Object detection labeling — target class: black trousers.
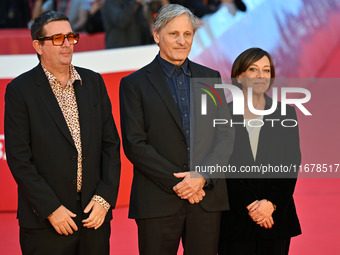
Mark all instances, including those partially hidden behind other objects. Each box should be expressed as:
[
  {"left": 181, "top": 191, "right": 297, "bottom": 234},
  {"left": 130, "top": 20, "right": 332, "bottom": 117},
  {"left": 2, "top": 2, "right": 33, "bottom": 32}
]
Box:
[
  {"left": 19, "top": 199, "right": 111, "bottom": 255},
  {"left": 136, "top": 203, "right": 222, "bottom": 255},
  {"left": 218, "top": 237, "right": 291, "bottom": 255}
]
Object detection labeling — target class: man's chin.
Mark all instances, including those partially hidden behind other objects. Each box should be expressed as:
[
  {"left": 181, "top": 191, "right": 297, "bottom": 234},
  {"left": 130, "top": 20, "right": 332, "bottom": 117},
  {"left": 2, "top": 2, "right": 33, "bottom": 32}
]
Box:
[
  {"left": 61, "top": 58, "right": 72, "bottom": 66},
  {"left": 173, "top": 55, "right": 189, "bottom": 64}
]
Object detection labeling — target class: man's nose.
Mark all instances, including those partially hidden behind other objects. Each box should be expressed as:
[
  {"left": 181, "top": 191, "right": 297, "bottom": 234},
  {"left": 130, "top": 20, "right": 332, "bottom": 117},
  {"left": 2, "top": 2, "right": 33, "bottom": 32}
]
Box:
[
  {"left": 62, "top": 36, "right": 71, "bottom": 47},
  {"left": 177, "top": 35, "right": 185, "bottom": 45}
]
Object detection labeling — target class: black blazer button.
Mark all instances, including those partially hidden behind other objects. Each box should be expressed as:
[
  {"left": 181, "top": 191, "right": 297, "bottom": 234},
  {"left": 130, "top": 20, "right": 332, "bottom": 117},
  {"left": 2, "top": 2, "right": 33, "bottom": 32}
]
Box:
[
  {"left": 72, "top": 156, "right": 77, "bottom": 160},
  {"left": 72, "top": 179, "right": 77, "bottom": 184},
  {"left": 32, "top": 209, "right": 39, "bottom": 216}
]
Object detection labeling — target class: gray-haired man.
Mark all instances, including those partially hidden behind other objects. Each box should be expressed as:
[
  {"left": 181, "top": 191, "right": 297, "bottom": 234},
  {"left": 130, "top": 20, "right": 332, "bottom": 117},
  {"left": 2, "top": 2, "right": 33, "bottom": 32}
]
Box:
[{"left": 120, "top": 4, "right": 234, "bottom": 255}]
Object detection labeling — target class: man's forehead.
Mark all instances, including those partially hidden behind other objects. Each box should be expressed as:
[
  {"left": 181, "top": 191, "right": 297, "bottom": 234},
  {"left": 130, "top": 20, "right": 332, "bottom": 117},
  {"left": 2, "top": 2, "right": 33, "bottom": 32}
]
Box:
[
  {"left": 43, "top": 20, "right": 71, "bottom": 31},
  {"left": 162, "top": 14, "right": 193, "bottom": 30}
]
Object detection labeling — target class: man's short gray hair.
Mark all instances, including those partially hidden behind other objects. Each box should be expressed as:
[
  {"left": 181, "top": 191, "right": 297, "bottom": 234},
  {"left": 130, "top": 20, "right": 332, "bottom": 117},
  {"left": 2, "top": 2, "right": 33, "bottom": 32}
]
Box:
[{"left": 153, "top": 4, "right": 201, "bottom": 33}]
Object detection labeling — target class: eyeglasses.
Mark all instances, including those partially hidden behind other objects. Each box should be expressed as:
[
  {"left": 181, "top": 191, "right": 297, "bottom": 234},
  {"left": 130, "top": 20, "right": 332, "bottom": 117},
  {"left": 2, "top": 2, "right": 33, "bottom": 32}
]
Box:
[{"left": 37, "top": 33, "right": 80, "bottom": 46}]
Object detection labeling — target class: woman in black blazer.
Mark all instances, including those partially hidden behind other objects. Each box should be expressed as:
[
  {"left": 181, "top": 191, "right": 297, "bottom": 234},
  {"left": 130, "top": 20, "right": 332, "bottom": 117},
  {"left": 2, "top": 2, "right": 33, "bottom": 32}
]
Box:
[{"left": 219, "top": 48, "right": 301, "bottom": 255}]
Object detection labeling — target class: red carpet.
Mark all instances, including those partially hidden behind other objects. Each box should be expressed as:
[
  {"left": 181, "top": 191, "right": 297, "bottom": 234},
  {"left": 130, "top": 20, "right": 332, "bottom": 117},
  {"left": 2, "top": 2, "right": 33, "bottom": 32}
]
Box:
[
  {"left": 288, "top": 41, "right": 340, "bottom": 255},
  {"left": 0, "top": 206, "right": 180, "bottom": 254},
  {"left": 1, "top": 178, "right": 340, "bottom": 255},
  {"left": 0, "top": 207, "right": 139, "bottom": 255}
]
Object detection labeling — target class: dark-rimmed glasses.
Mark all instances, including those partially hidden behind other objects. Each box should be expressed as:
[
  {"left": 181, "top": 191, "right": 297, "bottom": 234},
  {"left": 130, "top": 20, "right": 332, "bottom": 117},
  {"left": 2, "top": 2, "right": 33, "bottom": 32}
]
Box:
[{"left": 37, "top": 33, "right": 80, "bottom": 46}]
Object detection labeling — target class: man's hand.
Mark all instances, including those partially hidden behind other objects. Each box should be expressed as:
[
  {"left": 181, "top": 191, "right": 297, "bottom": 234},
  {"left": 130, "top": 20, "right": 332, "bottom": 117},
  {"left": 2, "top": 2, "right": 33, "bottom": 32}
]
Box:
[
  {"left": 173, "top": 171, "right": 206, "bottom": 202},
  {"left": 247, "top": 199, "right": 275, "bottom": 229},
  {"left": 82, "top": 200, "right": 107, "bottom": 230},
  {"left": 47, "top": 205, "right": 78, "bottom": 235},
  {"left": 187, "top": 189, "right": 206, "bottom": 204}
]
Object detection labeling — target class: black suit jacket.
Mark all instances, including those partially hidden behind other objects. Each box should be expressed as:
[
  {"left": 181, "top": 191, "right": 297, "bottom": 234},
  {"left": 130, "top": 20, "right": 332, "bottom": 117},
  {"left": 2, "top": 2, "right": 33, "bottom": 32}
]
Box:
[
  {"left": 120, "top": 57, "right": 234, "bottom": 219},
  {"left": 220, "top": 95, "right": 302, "bottom": 241},
  {"left": 5, "top": 64, "right": 121, "bottom": 228}
]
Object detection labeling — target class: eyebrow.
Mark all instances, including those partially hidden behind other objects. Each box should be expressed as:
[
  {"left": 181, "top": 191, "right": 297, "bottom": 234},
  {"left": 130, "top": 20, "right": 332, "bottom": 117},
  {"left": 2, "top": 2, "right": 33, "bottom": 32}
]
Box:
[
  {"left": 168, "top": 30, "right": 192, "bottom": 33},
  {"left": 250, "top": 64, "right": 271, "bottom": 68}
]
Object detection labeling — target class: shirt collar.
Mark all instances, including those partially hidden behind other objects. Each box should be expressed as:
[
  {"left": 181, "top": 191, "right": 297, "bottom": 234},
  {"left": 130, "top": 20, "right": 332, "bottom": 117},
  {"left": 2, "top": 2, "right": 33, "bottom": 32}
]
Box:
[
  {"left": 41, "top": 63, "right": 82, "bottom": 86},
  {"left": 157, "top": 53, "right": 191, "bottom": 78},
  {"left": 69, "top": 65, "right": 82, "bottom": 85}
]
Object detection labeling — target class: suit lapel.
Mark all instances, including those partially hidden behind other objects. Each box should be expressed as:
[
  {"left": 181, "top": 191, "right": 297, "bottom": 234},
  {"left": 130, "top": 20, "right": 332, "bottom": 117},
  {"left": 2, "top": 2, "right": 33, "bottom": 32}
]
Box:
[
  {"left": 34, "top": 65, "right": 75, "bottom": 147},
  {"left": 236, "top": 114, "right": 256, "bottom": 164},
  {"left": 254, "top": 95, "right": 275, "bottom": 162},
  {"left": 74, "top": 79, "right": 90, "bottom": 153},
  {"left": 146, "top": 58, "right": 184, "bottom": 133}
]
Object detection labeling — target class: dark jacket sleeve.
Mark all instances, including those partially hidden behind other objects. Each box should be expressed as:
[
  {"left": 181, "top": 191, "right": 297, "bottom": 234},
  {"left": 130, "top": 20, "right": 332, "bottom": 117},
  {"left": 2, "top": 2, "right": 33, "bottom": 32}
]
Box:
[
  {"left": 266, "top": 105, "right": 301, "bottom": 212},
  {"left": 119, "top": 75, "right": 182, "bottom": 193},
  {"left": 5, "top": 81, "right": 61, "bottom": 221},
  {"left": 190, "top": 70, "right": 235, "bottom": 183}
]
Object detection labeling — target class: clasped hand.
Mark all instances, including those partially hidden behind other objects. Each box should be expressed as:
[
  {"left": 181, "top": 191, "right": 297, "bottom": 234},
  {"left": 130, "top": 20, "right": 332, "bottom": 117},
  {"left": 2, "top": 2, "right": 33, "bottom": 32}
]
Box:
[
  {"left": 247, "top": 199, "right": 275, "bottom": 229},
  {"left": 48, "top": 200, "right": 107, "bottom": 235},
  {"left": 173, "top": 171, "right": 206, "bottom": 204}
]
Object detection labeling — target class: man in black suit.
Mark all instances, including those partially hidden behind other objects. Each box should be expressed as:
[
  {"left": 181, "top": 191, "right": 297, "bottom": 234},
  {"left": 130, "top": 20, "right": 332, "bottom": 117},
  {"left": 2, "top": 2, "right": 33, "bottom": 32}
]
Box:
[
  {"left": 5, "top": 11, "right": 121, "bottom": 255},
  {"left": 120, "top": 4, "right": 234, "bottom": 255}
]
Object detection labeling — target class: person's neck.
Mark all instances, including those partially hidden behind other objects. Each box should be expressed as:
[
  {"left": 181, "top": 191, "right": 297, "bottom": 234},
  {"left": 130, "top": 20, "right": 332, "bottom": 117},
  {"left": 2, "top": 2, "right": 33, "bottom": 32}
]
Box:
[
  {"left": 42, "top": 62, "right": 70, "bottom": 88},
  {"left": 243, "top": 92, "right": 266, "bottom": 119}
]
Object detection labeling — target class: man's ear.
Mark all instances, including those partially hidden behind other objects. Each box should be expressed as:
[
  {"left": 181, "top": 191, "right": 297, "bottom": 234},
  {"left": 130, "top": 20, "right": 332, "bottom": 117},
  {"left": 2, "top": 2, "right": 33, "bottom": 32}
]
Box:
[
  {"left": 32, "top": 40, "right": 43, "bottom": 56},
  {"left": 153, "top": 30, "right": 160, "bottom": 45}
]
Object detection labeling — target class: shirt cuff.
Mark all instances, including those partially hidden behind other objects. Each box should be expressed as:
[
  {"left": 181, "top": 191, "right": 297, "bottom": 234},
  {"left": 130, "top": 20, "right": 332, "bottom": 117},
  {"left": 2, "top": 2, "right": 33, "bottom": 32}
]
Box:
[{"left": 92, "top": 195, "right": 111, "bottom": 211}]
